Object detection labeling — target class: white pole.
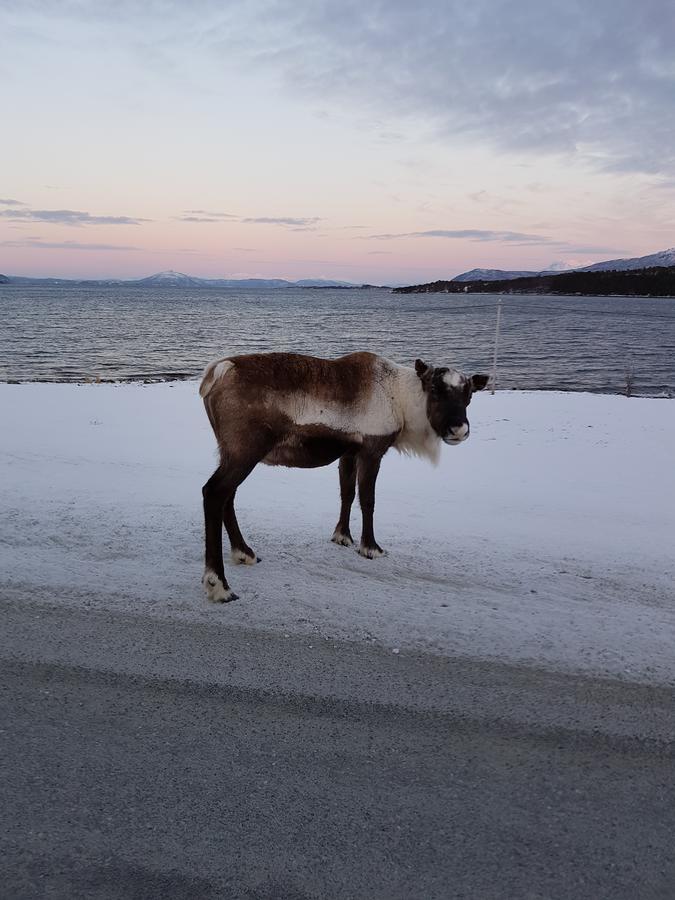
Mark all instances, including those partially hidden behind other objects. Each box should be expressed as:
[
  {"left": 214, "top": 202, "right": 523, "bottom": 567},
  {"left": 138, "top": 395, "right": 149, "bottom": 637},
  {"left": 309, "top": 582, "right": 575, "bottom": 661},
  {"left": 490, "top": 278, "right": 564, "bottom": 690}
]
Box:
[{"left": 491, "top": 299, "right": 502, "bottom": 395}]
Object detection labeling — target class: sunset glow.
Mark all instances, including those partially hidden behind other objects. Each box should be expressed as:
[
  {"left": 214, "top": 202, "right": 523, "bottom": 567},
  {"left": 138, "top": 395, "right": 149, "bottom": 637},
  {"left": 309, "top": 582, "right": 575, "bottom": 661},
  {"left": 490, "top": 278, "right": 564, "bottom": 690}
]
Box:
[{"left": 2, "top": 1, "right": 674, "bottom": 283}]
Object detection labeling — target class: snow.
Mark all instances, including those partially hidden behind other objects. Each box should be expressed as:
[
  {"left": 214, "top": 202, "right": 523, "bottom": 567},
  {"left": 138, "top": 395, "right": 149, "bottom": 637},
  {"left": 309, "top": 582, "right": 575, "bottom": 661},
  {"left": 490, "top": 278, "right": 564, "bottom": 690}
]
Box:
[
  {"left": 452, "top": 268, "right": 547, "bottom": 282},
  {"left": 580, "top": 247, "right": 675, "bottom": 272},
  {"left": 453, "top": 247, "right": 675, "bottom": 280},
  {"left": 1, "top": 382, "right": 673, "bottom": 685}
]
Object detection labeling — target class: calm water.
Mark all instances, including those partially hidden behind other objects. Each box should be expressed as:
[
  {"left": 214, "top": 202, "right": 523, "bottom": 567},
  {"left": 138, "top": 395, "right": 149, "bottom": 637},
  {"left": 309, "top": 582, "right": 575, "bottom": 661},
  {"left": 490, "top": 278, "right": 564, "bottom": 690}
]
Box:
[{"left": 1, "top": 285, "right": 674, "bottom": 396}]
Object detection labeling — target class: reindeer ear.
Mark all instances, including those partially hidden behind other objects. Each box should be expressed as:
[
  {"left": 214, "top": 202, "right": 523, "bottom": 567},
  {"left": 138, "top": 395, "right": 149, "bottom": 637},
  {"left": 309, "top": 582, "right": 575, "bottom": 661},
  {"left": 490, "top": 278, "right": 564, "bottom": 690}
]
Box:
[
  {"left": 471, "top": 374, "right": 490, "bottom": 391},
  {"left": 415, "top": 359, "right": 434, "bottom": 392},
  {"left": 415, "top": 359, "right": 432, "bottom": 379}
]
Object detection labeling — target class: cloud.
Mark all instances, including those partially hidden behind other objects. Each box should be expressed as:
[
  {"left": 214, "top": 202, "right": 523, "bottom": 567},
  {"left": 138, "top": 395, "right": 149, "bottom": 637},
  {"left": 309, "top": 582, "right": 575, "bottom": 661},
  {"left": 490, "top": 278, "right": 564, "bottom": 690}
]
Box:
[
  {"left": 177, "top": 210, "right": 236, "bottom": 221},
  {"left": 368, "top": 228, "right": 557, "bottom": 245},
  {"left": 365, "top": 229, "right": 626, "bottom": 256},
  {"left": 0, "top": 238, "right": 140, "bottom": 251},
  {"left": 175, "top": 211, "right": 321, "bottom": 228},
  {"left": 7, "top": 3, "right": 673, "bottom": 178},
  {"left": 0, "top": 208, "right": 148, "bottom": 225},
  {"left": 241, "top": 216, "right": 322, "bottom": 228},
  {"left": 174, "top": 216, "right": 222, "bottom": 222},
  {"left": 0, "top": 198, "right": 26, "bottom": 206},
  {"left": 215, "top": 0, "right": 675, "bottom": 178}
]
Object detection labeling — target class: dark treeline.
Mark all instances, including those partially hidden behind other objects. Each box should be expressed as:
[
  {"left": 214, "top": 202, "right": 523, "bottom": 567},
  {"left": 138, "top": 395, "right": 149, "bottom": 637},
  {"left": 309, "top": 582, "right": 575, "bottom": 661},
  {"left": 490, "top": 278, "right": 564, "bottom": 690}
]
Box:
[{"left": 394, "top": 265, "right": 675, "bottom": 296}]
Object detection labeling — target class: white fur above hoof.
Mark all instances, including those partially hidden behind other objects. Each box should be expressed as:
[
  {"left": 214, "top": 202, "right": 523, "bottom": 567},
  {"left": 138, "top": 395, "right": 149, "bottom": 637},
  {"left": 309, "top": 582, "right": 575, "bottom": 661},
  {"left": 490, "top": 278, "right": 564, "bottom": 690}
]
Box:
[
  {"left": 331, "top": 530, "right": 354, "bottom": 547},
  {"left": 231, "top": 549, "right": 259, "bottom": 566},
  {"left": 358, "top": 544, "right": 386, "bottom": 559},
  {"left": 203, "top": 570, "right": 238, "bottom": 603}
]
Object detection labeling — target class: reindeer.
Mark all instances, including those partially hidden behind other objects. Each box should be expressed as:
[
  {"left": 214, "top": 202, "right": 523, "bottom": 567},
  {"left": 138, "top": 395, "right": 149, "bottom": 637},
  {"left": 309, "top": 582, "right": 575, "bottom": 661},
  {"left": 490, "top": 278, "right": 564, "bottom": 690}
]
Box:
[{"left": 199, "top": 352, "right": 489, "bottom": 602}]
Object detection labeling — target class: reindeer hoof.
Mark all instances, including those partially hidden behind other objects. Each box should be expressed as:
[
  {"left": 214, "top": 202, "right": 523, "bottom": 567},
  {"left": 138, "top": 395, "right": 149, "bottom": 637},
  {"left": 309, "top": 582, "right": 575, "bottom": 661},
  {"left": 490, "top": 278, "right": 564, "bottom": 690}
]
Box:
[
  {"left": 331, "top": 529, "right": 354, "bottom": 547},
  {"left": 358, "top": 544, "right": 386, "bottom": 559},
  {"left": 231, "top": 549, "right": 259, "bottom": 566},
  {"left": 203, "top": 570, "right": 238, "bottom": 603}
]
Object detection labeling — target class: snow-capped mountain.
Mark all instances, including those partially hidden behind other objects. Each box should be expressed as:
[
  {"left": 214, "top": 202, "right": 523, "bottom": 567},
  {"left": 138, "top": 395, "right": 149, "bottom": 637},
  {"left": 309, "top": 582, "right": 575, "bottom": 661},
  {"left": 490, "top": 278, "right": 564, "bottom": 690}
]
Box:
[
  {"left": 131, "top": 272, "right": 361, "bottom": 288},
  {"left": 1, "top": 271, "right": 368, "bottom": 288},
  {"left": 577, "top": 248, "right": 675, "bottom": 272},
  {"left": 452, "top": 268, "right": 554, "bottom": 282},
  {"left": 452, "top": 248, "right": 675, "bottom": 282},
  {"left": 294, "top": 278, "right": 354, "bottom": 287},
  {"left": 134, "top": 271, "right": 207, "bottom": 287}
]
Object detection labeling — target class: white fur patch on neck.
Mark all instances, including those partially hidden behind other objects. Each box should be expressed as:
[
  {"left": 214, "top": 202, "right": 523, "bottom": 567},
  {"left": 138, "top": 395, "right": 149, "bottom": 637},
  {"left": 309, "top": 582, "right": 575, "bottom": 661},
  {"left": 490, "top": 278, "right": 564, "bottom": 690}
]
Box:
[
  {"left": 443, "top": 369, "right": 465, "bottom": 389},
  {"left": 391, "top": 364, "right": 441, "bottom": 464},
  {"left": 394, "top": 428, "right": 441, "bottom": 465}
]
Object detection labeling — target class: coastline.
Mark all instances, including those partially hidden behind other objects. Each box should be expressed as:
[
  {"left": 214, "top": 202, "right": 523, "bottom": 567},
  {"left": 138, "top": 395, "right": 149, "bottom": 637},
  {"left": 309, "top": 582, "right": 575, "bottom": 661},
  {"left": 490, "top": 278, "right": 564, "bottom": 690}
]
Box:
[{"left": 1, "top": 377, "right": 672, "bottom": 399}]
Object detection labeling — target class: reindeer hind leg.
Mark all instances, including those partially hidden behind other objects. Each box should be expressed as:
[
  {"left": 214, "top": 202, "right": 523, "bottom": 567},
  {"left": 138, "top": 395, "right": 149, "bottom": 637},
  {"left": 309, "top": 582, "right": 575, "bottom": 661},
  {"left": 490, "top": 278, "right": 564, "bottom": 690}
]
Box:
[
  {"left": 202, "top": 456, "right": 261, "bottom": 602},
  {"left": 332, "top": 453, "right": 357, "bottom": 547},
  {"left": 202, "top": 465, "right": 236, "bottom": 602},
  {"left": 223, "top": 489, "right": 260, "bottom": 565}
]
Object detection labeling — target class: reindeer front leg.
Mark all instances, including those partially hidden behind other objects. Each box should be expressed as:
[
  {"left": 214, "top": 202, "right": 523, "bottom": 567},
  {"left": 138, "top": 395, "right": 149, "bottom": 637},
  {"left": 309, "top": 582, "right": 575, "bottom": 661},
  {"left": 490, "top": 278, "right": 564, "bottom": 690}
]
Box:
[{"left": 357, "top": 452, "right": 386, "bottom": 558}]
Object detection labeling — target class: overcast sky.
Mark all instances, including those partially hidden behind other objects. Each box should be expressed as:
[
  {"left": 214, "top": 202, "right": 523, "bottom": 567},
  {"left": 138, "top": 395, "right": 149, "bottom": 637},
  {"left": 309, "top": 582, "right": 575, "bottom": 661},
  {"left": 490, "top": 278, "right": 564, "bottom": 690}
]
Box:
[{"left": 1, "top": 0, "right": 674, "bottom": 281}]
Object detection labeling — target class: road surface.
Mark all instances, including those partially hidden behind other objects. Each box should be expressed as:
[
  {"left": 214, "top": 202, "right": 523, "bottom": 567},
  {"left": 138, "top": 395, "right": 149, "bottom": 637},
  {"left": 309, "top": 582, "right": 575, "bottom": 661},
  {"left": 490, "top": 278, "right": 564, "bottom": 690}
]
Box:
[{"left": 1, "top": 599, "right": 673, "bottom": 899}]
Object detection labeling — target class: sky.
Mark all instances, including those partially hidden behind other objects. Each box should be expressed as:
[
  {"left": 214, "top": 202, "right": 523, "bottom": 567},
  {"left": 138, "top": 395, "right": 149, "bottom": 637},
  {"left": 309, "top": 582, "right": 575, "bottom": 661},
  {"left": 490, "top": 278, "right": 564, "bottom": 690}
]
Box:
[{"left": 1, "top": 0, "right": 674, "bottom": 283}]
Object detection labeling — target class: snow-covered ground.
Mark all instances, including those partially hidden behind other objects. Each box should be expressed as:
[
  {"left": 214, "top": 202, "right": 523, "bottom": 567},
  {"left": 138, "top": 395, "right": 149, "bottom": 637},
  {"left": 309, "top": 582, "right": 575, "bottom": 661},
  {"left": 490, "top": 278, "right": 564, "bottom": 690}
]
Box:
[{"left": 1, "top": 382, "right": 673, "bottom": 685}]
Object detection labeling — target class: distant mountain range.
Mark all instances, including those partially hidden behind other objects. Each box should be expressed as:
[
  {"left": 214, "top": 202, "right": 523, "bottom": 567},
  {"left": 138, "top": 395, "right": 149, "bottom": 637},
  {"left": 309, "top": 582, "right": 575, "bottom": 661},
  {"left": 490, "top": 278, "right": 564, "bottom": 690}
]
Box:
[
  {"left": 452, "top": 268, "right": 551, "bottom": 282},
  {"left": 577, "top": 247, "right": 675, "bottom": 273},
  {"left": 0, "top": 269, "right": 384, "bottom": 289},
  {"left": 132, "top": 271, "right": 367, "bottom": 289},
  {"left": 3, "top": 247, "right": 675, "bottom": 293},
  {"left": 452, "top": 248, "right": 675, "bottom": 282},
  {"left": 395, "top": 265, "right": 675, "bottom": 297}
]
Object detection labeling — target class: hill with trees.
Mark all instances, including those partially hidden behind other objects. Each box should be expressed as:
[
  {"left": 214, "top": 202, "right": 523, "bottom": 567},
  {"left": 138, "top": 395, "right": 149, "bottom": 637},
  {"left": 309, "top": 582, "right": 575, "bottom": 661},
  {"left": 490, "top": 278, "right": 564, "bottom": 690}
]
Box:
[{"left": 394, "top": 265, "right": 675, "bottom": 297}]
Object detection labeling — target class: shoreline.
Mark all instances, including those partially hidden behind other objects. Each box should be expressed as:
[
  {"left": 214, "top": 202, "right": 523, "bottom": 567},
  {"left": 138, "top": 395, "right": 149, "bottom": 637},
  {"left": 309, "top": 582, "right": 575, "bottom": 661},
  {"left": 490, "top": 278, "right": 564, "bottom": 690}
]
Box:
[
  {"left": 1, "top": 377, "right": 672, "bottom": 399},
  {"left": 393, "top": 289, "right": 675, "bottom": 298}
]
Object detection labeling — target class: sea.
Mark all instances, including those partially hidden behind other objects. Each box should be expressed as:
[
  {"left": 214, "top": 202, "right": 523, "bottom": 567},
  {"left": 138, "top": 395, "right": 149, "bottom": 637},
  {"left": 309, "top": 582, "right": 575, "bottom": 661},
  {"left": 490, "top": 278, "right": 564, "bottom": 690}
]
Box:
[{"left": 1, "top": 285, "right": 674, "bottom": 397}]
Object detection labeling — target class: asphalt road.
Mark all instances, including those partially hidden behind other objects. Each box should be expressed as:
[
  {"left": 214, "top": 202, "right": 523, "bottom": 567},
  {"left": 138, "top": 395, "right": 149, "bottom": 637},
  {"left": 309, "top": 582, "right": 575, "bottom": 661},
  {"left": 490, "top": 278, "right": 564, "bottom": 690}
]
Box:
[{"left": 1, "top": 599, "right": 674, "bottom": 899}]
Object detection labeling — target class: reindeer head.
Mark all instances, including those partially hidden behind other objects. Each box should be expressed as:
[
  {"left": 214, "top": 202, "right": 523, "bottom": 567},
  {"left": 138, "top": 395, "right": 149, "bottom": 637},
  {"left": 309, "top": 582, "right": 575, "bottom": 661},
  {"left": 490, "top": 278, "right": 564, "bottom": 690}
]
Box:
[{"left": 414, "top": 359, "right": 489, "bottom": 445}]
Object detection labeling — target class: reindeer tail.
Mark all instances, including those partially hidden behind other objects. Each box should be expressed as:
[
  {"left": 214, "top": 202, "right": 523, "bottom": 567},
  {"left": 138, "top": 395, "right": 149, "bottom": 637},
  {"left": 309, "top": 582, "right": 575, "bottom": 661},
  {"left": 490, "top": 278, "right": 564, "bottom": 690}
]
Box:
[{"left": 199, "top": 358, "right": 233, "bottom": 399}]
